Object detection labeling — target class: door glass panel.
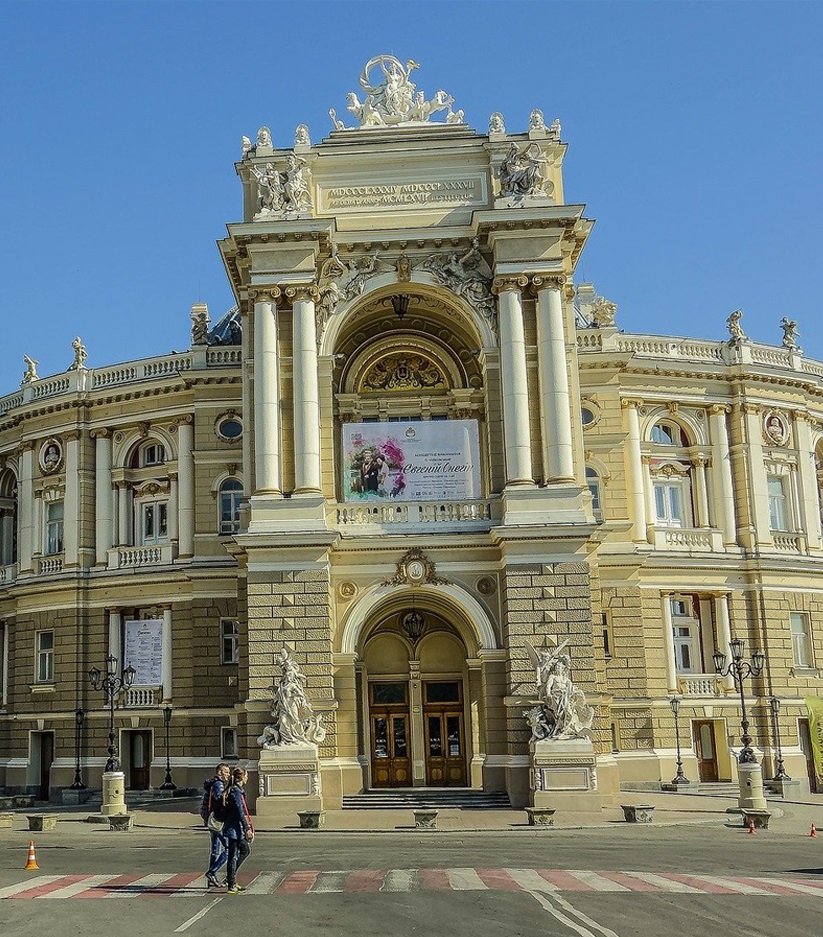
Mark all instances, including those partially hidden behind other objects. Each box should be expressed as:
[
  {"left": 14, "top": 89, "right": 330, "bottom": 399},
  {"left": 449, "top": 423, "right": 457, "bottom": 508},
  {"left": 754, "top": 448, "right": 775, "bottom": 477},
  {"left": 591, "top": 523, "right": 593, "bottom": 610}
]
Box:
[
  {"left": 446, "top": 716, "right": 461, "bottom": 757},
  {"left": 428, "top": 716, "right": 442, "bottom": 757},
  {"left": 374, "top": 717, "right": 388, "bottom": 758},
  {"left": 393, "top": 717, "right": 407, "bottom": 758},
  {"left": 133, "top": 734, "right": 145, "bottom": 768},
  {"left": 372, "top": 683, "right": 407, "bottom": 705},
  {"left": 699, "top": 723, "right": 714, "bottom": 758},
  {"left": 425, "top": 682, "right": 460, "bottom": 704}
]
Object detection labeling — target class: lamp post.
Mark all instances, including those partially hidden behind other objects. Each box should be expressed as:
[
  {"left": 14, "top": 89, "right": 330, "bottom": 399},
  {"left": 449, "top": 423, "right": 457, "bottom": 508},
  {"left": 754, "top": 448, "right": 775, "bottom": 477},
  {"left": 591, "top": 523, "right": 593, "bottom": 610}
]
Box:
[
  {"left": 69, "top": 707, "right": 86, "bottom": 789},
  {"left": 669, "top": 696, "right": 690, "bottom": 785},
  {"left": 712, "top": 638, "right": 765, "bottom": 764},
  {"left": 768, "top": 696, "right": 790, "bottom": 781},
  {"left": 158, "top": 704, "right": 176, "bottom": 791},
  {"left": 88, "top": 655, "right": 136, "bottom": 773}
]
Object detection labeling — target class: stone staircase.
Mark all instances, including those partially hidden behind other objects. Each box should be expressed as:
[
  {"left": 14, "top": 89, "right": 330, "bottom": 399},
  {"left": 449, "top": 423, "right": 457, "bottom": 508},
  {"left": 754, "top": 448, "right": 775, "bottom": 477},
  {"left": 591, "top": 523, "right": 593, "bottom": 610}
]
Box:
[{"left": 342, "top": 788, "right": 511, "bottom": 810}]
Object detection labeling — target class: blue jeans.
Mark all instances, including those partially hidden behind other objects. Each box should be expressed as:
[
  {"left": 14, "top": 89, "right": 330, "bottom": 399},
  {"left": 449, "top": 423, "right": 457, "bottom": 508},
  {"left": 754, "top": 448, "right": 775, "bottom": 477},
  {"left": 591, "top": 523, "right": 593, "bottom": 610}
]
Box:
[
  {"left": 226, "top": 838, "right": 250, "bottom": 887},
  {"left": 207, "top": 830, "right": 228, "bottom": 877}
]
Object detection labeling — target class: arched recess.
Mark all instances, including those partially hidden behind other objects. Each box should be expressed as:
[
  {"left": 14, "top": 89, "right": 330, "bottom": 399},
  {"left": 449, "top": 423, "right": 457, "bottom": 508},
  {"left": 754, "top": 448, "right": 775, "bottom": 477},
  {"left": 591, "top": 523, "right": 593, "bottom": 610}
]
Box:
[
  {"left": 112, "top": 425, "right": 178, "bottom": 469},
  {"left": 339, "top": 582, "right": 498, "bottom": 656}
]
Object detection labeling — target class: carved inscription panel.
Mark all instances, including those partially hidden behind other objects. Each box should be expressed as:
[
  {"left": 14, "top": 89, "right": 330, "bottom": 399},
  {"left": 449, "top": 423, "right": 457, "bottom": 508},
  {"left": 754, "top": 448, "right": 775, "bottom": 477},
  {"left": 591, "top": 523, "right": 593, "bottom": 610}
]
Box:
[{"left": 318, "top": 174, "right": 488, "bottom": 213}]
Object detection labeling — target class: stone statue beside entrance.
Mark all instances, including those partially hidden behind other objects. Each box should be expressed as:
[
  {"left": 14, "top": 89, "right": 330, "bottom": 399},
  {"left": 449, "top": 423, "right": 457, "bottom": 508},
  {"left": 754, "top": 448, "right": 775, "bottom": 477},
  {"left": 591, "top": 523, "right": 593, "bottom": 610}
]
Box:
[
  {"left": 258, "top": 647, "right": 326, "bottom": 748},
  {"left": 523, "top": 640, "right": 594, "bottom": 742}
]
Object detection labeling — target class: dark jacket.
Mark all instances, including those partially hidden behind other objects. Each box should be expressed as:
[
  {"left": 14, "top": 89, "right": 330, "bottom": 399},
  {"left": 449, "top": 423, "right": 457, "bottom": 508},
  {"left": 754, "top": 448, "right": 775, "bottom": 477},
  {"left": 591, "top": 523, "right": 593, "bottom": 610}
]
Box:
[
  {"left": 201, "top": 776, "right": 227, "bottom": 826},
  {"left": 223, "top": 784, "right": 253, "bottom": 841}
]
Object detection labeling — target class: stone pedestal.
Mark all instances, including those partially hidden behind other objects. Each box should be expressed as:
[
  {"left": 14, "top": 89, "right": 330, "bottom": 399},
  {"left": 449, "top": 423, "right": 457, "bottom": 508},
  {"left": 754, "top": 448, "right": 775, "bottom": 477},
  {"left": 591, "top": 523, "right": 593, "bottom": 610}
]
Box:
[
  {"left": 530, "top": 739, "right": 602, "bottom": 818},
  {"left": 100, "top": 771, "right": 127, "bottom": 817},
  {"left": 737, "top": 762, "right": 768, "bottom": 812},
  {"left": 255, "top": 744, "right": 322, "bottom": 826},
  {"left": 62, "top": 788, "right": 94, "bottom": 806}
]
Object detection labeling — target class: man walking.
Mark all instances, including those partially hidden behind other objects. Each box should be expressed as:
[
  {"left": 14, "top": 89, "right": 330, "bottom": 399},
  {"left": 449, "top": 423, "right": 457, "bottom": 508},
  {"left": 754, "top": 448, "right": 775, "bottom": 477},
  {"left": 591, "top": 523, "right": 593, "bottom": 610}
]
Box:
[{"left": 201, "top": 762, "right": 230, "bottom": 888}]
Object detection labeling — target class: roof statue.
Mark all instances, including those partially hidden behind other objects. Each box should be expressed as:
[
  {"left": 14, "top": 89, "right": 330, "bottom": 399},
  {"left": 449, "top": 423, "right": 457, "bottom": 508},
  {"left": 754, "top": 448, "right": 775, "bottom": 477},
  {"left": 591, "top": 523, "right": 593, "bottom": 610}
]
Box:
[
  {"left": 337, "top": 55, "right": 464, "bottom": 129},
  {"left": 250, "top": 155, "right": 312, "bottom": 216},
  {"left": 488, "top": 112, "right": 506, "bottom": 135},
  {"left": 780, "top": 317, "right": 800, "bottom": 350},
  {"left": 21, "top": 354, "right": 38, "bottom": 385},
  {"left": 523, "top": 640, "right": 594, "bottom": 742},
  {"left": 257, "top": 648, "right": 326, "bottom": 748},
  {"left": 726, "top": 309, "right": 747, "bottom": 344},
  {"left": 67, "top": 336, "right": 88, "bottom": 371}
]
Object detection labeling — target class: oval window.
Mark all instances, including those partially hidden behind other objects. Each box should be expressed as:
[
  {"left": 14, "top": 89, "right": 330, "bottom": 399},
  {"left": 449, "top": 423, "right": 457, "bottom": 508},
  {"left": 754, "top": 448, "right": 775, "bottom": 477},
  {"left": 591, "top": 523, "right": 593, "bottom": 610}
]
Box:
[
  {"left": 581, "top": 407, "right": 595, "bottom": 427},
  {"left": 218, "top": 419, "right": 243, "bottom": 440}
]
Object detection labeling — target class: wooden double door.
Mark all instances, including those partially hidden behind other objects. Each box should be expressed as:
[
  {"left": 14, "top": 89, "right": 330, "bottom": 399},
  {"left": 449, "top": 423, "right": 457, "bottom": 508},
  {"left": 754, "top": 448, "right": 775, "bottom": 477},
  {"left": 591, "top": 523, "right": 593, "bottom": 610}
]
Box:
[{"left": 369, "top": 680, "right": 467, "bottom": 788}]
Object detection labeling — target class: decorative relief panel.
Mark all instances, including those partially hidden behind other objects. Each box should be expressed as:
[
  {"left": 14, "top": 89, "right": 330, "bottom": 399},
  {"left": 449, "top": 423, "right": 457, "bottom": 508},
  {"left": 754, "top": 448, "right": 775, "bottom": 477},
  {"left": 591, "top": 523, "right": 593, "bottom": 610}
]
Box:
[{"left": 361, "top": 354, "right": 445, "bottom": 393}]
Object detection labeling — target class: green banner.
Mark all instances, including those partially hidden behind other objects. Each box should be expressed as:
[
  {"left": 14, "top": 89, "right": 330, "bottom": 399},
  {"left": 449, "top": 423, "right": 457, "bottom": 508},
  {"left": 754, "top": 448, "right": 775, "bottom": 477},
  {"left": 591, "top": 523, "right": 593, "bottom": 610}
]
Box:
[{"left": 805, "top": 697, "right": 823, "bottom": 781}]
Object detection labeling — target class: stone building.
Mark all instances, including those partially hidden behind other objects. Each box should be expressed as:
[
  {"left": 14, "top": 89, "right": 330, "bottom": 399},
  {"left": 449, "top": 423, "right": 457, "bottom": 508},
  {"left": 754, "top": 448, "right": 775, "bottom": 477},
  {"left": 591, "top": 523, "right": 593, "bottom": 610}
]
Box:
[{"left": 1, "top": 58, "right": 821, "bottom": 810}]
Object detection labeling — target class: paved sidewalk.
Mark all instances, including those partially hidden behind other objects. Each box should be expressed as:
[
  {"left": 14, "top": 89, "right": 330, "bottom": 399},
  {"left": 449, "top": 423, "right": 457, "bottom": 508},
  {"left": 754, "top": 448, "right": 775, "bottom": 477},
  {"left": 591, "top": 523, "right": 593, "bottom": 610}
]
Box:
[{"left": 3, "top": 789, "right": 822, "bottom": 837}]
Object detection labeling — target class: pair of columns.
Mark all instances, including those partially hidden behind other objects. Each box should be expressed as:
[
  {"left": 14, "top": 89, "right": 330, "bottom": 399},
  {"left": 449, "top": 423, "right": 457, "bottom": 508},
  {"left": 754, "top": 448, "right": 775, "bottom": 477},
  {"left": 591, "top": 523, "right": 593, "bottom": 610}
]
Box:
[
  {"left": 493, "top": 275, "right": 574, "bottom": 486},
  {"left": 253, "top": 286, "right": 322, "bottom": 495}
]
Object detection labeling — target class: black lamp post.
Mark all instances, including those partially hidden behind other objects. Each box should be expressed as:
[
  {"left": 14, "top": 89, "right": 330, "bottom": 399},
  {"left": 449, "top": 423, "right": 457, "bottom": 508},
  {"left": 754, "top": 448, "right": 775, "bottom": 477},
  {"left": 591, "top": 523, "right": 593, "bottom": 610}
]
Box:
[
  {"left": 69, "top": 708, "right": 86, "bottom": 789},
  {"left": 768, "top": 696, "right": 790, "bottom": 781},
  {"left": 88, "top": 655, "right": 136, "bottom": 773},
  {"left": 158, "top": 704, "right": 176, "bottom": 790},
  {"left": 669, "top": 696, "right": 690, "bottom": 785},
  {"left": 712, "top": 638, "right": 765, "bottom": 764}
]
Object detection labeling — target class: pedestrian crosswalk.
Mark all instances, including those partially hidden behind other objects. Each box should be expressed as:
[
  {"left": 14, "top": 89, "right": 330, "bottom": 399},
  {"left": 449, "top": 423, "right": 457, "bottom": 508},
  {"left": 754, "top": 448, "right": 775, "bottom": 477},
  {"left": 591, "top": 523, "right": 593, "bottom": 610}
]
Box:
[{"left": 1, "top": 868, "right": 822, "bottom": 899}]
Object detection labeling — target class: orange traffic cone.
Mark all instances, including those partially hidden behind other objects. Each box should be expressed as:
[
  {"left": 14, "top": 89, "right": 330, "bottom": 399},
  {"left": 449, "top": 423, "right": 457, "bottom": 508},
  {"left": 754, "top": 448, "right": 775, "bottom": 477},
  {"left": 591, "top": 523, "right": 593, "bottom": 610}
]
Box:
[
  {"left": 747, "top": 818, "right": 756, "bottom": 835},
  {"left": 24, "top": 840, "right": 39, "bottom": 871},
  {"left": 810, "top": 823, "right": 818, "bottom": 838}
]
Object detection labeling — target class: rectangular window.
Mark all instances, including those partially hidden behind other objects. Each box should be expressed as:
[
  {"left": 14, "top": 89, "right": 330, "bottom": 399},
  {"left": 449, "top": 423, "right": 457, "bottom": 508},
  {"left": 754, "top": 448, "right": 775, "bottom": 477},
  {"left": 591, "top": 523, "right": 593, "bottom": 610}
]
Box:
[
  {"left": 654, "top": 481, "right": 686, "bottom": 527},
  {"left": 219, "top": 487, "right": 242, "bottom": 535},
  {"left": 221, "top": 619, "right": 239, "bottom": 665},
  {"left": 768, "top": 475, "right": 788, "bottom": 531},
  {"left": 221, "top": 727, "right": 238, "bottom": 759},
  {"left": 36, "top": 630, "right": 54, "bottom": 683},
  {"left": 140, "top": 501, "right": 169, "bottom": 545},
  {"left": 602, "top": 612, "right": 613, "bottom": 660},
  {"left": 142, "top": 444, "right": 165, "bottom": 466},
  {"left": 671, "top": 597, "right": 699, "bottom": 673},
  {"left": 791, "top": 612, "right": 813, "bottom": 668},
  {"left": 44, "top": 501, "right": 64, "bottom": 555}
]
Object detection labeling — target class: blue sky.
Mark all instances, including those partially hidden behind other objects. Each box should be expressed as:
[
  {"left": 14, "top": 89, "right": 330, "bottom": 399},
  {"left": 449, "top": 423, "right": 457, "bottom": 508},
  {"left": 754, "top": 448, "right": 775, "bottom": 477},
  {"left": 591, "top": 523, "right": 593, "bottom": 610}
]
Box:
[{"left": 1, "top": 1, "right": 821, "bottom": 384}]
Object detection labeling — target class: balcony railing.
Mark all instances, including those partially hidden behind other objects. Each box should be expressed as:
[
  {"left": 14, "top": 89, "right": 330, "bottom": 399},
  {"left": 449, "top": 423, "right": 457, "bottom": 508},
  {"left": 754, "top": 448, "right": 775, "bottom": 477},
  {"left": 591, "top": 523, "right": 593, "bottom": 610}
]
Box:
[
  {"left": 651, "top": 527, "right": 724, "bottom": 552},
  {"left": 771, "top": 532, "right": 805, "bottom": 553},
  {"left": 0, "top": 563, "right": 17, "bottom": 584},
  {"left": 333, "top": 499, "right": 499, "bottom": 531},
  {"left": 123, "top": 686, "right": 162, "bottom": 708},
  {"left": 36, "top": 554, "right": 64, "bottom": 575},
  {"left": 108, "top": 543, "right": 176, "bottom": 569},
  {"left": 678, "top": 674, "right": 722, "bottom": 697}
]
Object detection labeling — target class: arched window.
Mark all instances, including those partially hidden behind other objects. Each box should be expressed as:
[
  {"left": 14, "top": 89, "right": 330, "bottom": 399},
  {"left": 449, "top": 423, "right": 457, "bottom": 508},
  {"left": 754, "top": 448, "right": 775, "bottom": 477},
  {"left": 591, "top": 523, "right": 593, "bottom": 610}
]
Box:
[
  {"left": 129, "top": 440, "right": 167, "bottom": 469},
  {"left": 219, "top": 478, "right": 243, "bottom": 534},
  {"left": 650, "top": 421, "right": 683, "bottom": 446}
]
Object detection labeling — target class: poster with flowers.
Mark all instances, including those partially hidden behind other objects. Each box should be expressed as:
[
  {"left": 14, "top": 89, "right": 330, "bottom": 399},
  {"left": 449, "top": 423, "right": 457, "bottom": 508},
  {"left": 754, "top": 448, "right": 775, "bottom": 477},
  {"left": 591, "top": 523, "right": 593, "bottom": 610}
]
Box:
[{"left": 342, "top": 420, "right": 481, "bottom": 502}]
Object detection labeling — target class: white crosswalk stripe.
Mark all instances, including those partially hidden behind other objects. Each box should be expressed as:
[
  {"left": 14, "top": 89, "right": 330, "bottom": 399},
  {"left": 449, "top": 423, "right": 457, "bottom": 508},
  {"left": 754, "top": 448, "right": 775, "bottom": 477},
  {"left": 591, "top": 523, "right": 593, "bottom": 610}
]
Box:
[
  {"left": 566, "top": 870, "right": 630, "bottom": 892},
  {"left": 446, "top": 868, "right": 488, "bottom": 891},
  {"left": 0, "top": 875, "right": 62, "bottom": 899},
  {"left": 36, "top": 875, "right": 121, "bottom": 899},
  {"left": 244, "top": 872, "right": 283, "bottom": 894},
  {"left": 381, "top": 869, "right": 417, "bottom": 892},
  {"left": 105, "top": 873, "right": 172, "bottom": 897},
  {"left": 749, "top": 877, "right": 823, "bottom": 897},
  {"left": 618, "top": 871, "right": 702, "bottom": 893},
  {"left": 506, "top": 869, "right": 559, "bottom": 892},
  {"left": 689, "top": 875, "right": 776, "bottom": 896},
  {"left": 311, "top": 871, "right": 349, "bottom": 893}
]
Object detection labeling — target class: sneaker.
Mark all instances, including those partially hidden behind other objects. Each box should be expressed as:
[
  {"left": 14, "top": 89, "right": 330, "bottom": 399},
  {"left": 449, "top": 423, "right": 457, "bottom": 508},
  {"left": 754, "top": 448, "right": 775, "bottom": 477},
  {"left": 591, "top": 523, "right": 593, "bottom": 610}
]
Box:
[
  {"left": 206, "top": 875, "right": 220, "bottom": 889},
  {"left": 226, "top": 885, "right": 244, "bottom": 895}
]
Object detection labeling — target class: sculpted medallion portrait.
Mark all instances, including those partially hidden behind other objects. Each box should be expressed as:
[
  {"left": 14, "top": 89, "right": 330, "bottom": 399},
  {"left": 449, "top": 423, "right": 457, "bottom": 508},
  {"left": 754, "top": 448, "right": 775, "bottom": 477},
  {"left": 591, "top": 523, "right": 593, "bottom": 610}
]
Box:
[
  {"left": 39, "top": 438, "right": 63, "bottom": 474},
  {"left": 763, "top": 411, "right": 789, "bottom": 447}
]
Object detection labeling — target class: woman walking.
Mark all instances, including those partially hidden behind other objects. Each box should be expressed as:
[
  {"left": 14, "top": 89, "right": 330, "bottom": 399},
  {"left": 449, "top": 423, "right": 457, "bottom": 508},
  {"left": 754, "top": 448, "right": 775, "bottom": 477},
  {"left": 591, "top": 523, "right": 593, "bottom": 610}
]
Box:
[{"left": 223, "top": 767, "right": 254, "bottom": 894}]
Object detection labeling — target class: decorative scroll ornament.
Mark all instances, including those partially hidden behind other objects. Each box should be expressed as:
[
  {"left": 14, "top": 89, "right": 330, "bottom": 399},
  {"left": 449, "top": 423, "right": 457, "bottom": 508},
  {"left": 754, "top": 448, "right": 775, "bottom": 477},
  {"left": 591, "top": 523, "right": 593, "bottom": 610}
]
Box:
[
  {"left": 251, "top": 155, "right": 312, "bottom": 216},
  {"left": 384, "top": 547, "right": 448, "bottom": 587},
  {"left": 523, "top": 640, "right": 594, "bottom": 741},
  {"left": 338, "top": 55, "right": 464, "bottom": 128},
  {"left": 726, "top": 309, "right": 747, "bottom": 343},
  {"left": 363, "top": 354, "right": 444, "bottom": 392},
  {"left": 257, "top": 648, "right": 326, "bottom": 748},
  {"left": 418, "top": 238, "right": 496, "bottom": 329}
]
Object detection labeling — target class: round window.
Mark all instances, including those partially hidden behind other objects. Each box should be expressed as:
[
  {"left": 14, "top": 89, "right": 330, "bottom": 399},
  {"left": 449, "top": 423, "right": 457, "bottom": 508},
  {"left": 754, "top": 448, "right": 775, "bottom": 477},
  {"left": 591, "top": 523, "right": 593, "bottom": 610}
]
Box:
[
  {"left": 218, "top": 418, "right": 243, "bottom": 440},
  {"left": 581, "top": 407, "right": 595, "bottom": 426}
]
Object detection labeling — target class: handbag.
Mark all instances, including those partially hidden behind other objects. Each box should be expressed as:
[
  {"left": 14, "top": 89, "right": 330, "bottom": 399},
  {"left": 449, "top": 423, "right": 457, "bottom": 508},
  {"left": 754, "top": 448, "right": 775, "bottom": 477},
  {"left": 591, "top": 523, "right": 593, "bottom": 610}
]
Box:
[{"left": 207, "top": 812, "right": 224, "bottom": 834}]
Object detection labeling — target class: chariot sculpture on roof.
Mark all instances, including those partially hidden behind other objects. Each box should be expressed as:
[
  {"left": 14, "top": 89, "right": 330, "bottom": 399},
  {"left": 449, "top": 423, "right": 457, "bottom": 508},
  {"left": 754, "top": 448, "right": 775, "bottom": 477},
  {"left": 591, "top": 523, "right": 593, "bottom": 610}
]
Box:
[{"left": 340, "top": 55, "right": 464, "bottom": 128}]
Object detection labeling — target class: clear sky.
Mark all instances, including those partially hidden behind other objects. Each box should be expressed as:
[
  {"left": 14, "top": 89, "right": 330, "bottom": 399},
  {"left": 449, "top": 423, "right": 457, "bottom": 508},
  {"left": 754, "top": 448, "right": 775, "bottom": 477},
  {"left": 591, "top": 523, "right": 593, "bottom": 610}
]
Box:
[{"left": 1, "top": 1, "right": 821, "bottom": 385}]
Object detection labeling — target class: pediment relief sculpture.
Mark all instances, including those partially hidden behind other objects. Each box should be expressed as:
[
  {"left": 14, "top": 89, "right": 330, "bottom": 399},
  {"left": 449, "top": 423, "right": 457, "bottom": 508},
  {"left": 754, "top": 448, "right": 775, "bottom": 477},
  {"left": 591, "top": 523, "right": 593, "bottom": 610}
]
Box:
[
  {"left": 498, "top": 142, "right": 553, "bottom": 203},
  {"left": 361, "top": 353, "right": 445, "bottom": 393},
  {"left": 384, "top": 547, "right": 448, "bottom": 587},
  {"left": 251, "top": 155, "right": 312, "bottom": 217},
  {"left": 418, "top": 239, "right": 496, "bottom": 330}
]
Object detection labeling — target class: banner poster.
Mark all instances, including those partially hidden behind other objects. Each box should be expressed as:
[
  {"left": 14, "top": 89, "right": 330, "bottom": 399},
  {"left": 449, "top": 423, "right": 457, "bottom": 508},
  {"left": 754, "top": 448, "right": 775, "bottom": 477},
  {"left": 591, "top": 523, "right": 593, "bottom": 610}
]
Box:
[
  {"left": 805, "top": 697, "right": 823, "bottom": 782},
  {"left": 342, "top": 420, "right": 481, "bottom": 503},
  {"left": 124, "top": 618, "right": 164, "bottom": 687}
]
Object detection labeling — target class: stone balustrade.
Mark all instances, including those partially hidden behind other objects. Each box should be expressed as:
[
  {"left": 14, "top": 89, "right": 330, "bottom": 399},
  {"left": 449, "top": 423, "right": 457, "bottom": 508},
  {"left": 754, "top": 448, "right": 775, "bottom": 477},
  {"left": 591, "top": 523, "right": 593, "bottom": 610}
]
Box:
[
  {"left": 107, "top": 543, "right": 176, "bottom": 569},
  {"left": 678, "top": 674, "right": 721, "bottom": 697},
  {"left": 334, "top": 499, "right": 498, "bottom": 530}
]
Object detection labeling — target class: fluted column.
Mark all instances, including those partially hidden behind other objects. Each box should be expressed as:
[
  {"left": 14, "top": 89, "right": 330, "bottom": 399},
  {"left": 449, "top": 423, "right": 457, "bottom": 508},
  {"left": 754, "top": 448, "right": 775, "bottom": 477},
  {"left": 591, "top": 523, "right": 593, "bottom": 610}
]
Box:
[
  {"left": 253, "top": 289, "right": 282, "bottom": 494},
  {"left": 161, "top": 607, "right": 173, "bottom": 701},
  {"left": 533, "top": 275, "right": 574, "bottom": 481},
  {"left": 63, "top": 430, "right": 80, "bottom": 566},
  {"left": 116, "top": 482, "right": 130, "bottom": 546},
  {"left": 287, "top": 285, "right": 323, "bottom": 494},
  {"left": 709, "top": 405, "right": 737, "bottom": 545},
  {"left": 493, "top": 276, "right": 533, "bottom": 485},
  {"left": 168, "top": 472, "right": 179, "bottom": 543},
  {"left": 177, "top": 416, "right": 194, "bottom": 557},
  {"left": 622, "top": 400, "right": 647, "bottom": 542},
  {"left": 93, "top": 429, "right": 113, "bottom": 565},
  {"left": 713, "top": 593, "right": 735, "bottom": 691},
  {"left": 795, "top": 413, "right": 823, "bottom": 551},
  {"left": 661, "top": 594, "right": 679, "bottom": 693},
  {"left": 18, "top": 443, "right": 35, "bottom": 572}
]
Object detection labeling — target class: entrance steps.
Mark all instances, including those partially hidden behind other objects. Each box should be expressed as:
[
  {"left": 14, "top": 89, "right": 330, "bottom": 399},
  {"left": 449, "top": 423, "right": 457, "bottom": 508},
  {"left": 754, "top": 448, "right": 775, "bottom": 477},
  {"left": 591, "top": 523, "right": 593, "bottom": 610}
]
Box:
[
  {"left": 342, "top": 788, "right": 511, "bottom": 810},
  {"left": 696, "top": 782, "right": 739, "bottom": 796}
]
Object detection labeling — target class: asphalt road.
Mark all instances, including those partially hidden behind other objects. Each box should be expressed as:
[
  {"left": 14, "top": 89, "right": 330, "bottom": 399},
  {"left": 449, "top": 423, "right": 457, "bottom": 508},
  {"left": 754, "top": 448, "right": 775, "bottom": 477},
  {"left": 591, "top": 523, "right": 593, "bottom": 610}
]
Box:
[{"left": 1, "top": 824, "right": 822, "bottom": 937}]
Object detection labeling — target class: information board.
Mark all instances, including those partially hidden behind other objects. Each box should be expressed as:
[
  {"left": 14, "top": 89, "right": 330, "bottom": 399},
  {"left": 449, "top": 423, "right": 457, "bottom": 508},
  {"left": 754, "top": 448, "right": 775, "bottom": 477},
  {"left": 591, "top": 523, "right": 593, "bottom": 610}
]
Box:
[{"left": 124, "top": 618, "right": 164, "bottom": 687}]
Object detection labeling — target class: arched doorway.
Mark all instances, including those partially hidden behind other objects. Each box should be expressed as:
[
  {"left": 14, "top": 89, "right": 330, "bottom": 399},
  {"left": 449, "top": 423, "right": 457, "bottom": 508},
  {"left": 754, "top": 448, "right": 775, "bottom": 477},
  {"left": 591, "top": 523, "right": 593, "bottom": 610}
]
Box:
[{"left": 361, "top": 604, "right": 471, "bottom": 789}]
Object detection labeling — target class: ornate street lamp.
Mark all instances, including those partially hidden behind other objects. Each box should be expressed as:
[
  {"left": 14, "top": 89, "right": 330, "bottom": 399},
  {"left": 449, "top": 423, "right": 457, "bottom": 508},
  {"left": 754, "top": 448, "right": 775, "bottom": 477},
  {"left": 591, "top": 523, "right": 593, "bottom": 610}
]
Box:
[
  {"left": 88, "top": 655, "right": 136, "bottom": 773},
  {"left": 158, "top": 704, "right": 177, "bottom": 791},
  {"left": 712, "top": 638, "right": 765, "bottom": 764},
  {"left": 669, "top": 696, "right": 690, "bottom": 785},
  {"left": 768, "top": 696, "right": 790, "bottom": 781},
  {"left": 69, "top": 708, "right": 86, "bottom": 790}
]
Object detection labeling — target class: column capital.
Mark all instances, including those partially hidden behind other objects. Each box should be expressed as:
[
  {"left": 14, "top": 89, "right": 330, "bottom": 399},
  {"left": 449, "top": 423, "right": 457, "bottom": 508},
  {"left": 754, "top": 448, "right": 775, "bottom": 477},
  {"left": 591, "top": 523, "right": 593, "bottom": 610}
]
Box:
[
  {"left": 90, "top": 427, "right": 111, "bottom": 440},
  {"left": 175, "top": 414, "right": 194, "bottom": 428},
  {"left": 743, "top": 402, "right": 762, "bottom": 416},
  {"left": 530, "top": 273, "right": 566, "bottom": 293},
  {"left": 621, "top": 397, "right": 644, "bottom": 410},
  {"left": 19, "top": 440, "right": 36, "bottom": 453},
  {"left": 249, "top": 287, "right": 282, "bottom": 303},
  {"left": 492, "top": 275, "right": 528, "bottom": 295},
  {"left": 283, "top": 283, "right": 320, "bottom": 304},
  {"left": 709, "top": 404, "right": 731, "bottom": 416},
  {"left": 64, "top": 429, "right": 82, "bottom": 442}
]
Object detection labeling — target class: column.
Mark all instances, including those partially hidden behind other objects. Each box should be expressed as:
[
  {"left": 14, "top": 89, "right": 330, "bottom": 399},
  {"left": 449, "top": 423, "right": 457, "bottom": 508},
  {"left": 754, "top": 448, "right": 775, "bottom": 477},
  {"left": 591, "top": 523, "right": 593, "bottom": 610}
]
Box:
[
  {"left": 289, "top": 285, "right": 322, "bottom": 493},
  {"left": 116, "top": 482, "right": 130, "bottom": 546},
  {"left": 623, "top": 400, "right": 647, "bottom": 542},
  {"left": 168, "top": 472, "right": 179, "bottom": 542},
  {"left": 93, "top": 430, "right": 113, "bottom": 565},
  {"left": 253, "top": 290, "right": 282, "bottom": 493},
  {"left": 709, "top": 405, "right": 737, "bottom": 545},
  {"left": 177, "top": 416, "right": 194, "bottom": 557},
  {"left": 743, "top": 403, "right": 772, "bottom": 544},
  {"left": 63, "top": 431, "right": 80, "bottom": 565},
  {"left": 493, "top": 276, "right": 533, "bottom": 485},
  {"left": 794, "top": 413, "right": 823, "bottom": 551},
  {"left": 1, "top": 620, "right": 8, "bottom": 706},
  {"left": 713, "top": 594, "right": 735, "bottom": 691},
  {"left": 18, "top": 443, "right": 34, "bottom": 572},
  {"left": 162, "top": 607, "right": 173, "bottom": 701},
  {"left": 693, "top": 458, "right": 710, "bottom": 528},
  {"left": 534, "top": 276, "right": 574, "bottom": 481},
  {"left": 0, "top": 510, "right": 13, "bottom": 565},
  {"left": 108, "top": 609, "right": 122, "bottom": 666},
  {"left": 661, "top": 594, "right": 678, "bottom": 693}
]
